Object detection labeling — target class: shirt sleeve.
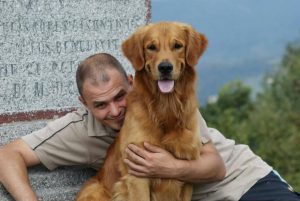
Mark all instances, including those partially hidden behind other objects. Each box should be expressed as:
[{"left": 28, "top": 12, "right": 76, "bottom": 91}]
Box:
[{"left": 22, "top": 110, "right": 90, "bottom": 170}]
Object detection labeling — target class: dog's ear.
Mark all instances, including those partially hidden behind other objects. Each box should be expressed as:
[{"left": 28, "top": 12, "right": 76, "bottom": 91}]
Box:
[
  {"left": 122, "top": 27, "right": 146, "bottom": 71},
  {"left": 185, "top": 25, "right": 208, "bottom": 67}
]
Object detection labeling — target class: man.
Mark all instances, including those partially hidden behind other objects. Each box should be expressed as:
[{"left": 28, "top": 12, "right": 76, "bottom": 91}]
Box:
[{"left": 0, "top": 53, "right": 299, "bottom": 201}]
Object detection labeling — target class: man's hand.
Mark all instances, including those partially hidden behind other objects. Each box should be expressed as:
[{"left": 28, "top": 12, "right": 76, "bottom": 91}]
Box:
[
  {"left": 123, "top": 142, "right": 179, "bottom": 178},
  {"left": 124, "top": 141, "right": 226, "bottom": 184}
]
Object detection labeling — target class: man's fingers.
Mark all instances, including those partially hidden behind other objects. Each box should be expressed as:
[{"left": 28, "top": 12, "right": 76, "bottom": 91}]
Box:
[
  {"left": 125, "top": 147, "right": 145, "bottom": 165},
  {"left": 127, "top": 144, "right": 147, "bottom": 158},
  {"left": 144, "top": 142, "right": 164, "bottom": 153},
  {"left": 128, "top": 169, "right": 147, "bottom": 177},
  {"left": 123, "top": 158, "right": 147, "bottom": 174}
]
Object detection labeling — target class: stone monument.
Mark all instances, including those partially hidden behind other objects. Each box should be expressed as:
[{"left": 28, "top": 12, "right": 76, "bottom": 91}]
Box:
[{"left": 0, "top": 0, "right": 151, "bottom": 200}]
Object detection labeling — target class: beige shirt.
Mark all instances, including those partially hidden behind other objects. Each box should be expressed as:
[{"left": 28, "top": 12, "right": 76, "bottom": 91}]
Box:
[
  {"left": 22, "top": 107, "right": 117, "bottom": 170},
  {"left": 192, "top": 115, "right": 272, "bottom": 200},
  {"left": 22, "top": 107, "right": 272, "bottom": 201}
]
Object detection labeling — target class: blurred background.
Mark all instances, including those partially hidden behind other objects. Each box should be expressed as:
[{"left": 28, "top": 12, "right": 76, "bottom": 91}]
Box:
[{"left": 152, "top": 0, "right": 300, "bottom": 192}]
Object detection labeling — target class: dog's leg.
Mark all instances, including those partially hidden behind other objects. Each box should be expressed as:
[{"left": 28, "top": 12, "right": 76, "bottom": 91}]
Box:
[
  {"left": 150, "top": 180, "right": 191, "bottom": 201},
  {"left": 181, "top": 184, "right": 193, "bottom": 201},
  {"left": 76, "top": 139, "right": 120, "bottom": 201},
  {"left": 112, "top": 175, "right": 150, "bottom": 201},
  {"left": 76, "top": 177, "right": 110, "bottom": 201}
]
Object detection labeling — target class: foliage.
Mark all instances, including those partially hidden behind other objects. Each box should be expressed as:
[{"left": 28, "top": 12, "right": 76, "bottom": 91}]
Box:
[{"left": 201, "top": 43, "right": 300, "bottom": 191}]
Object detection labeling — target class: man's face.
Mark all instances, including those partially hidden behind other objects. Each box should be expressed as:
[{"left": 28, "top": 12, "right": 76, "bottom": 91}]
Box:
[{"left": 79, "top": 69, "right": 132, "bottom": 131}]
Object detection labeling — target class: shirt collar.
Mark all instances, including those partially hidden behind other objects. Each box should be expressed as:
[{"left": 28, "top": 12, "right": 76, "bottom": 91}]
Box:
[{"left": 86, "top": 109, "right": 118, "bottom": 137}]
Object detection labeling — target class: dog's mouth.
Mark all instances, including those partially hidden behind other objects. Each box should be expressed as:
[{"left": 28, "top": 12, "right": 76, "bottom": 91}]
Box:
[{"left": 157, "top": 79, "right": 175, "bottom": 93}]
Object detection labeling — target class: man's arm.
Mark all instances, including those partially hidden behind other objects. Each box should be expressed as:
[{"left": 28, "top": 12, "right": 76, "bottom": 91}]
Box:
[
  {"left": 123, "top": 141, "right": 226, "bottom": 183},
  {"left": 0, "top": 139, "right": 40, "bottom": 201}
]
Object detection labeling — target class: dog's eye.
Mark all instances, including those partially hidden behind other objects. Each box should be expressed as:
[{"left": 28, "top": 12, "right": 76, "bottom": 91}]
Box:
[
  {"left": 174, "top": 43, "right": 183, "bottom": 49},
  {"left": 147, "top": 44, "right": 156, "bottom": 51}
]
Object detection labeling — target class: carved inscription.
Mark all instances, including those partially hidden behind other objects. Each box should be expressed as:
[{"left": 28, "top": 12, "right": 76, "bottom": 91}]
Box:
[{"left": 0, "top": 0, "right": 148, "bottom": 113}]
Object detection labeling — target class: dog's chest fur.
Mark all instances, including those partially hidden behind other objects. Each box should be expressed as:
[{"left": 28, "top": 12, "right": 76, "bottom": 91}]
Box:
[{"left": 120, "top": 69, "right": 200, "bottom": 161}]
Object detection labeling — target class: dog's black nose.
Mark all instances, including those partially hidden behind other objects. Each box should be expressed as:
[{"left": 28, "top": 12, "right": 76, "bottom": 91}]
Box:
[{"left": 158, "top": 62, "right": 173, "bottom": 75}]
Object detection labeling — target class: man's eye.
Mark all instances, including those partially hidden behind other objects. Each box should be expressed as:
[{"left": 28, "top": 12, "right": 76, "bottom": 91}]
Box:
[
  {"left": 96, "top": 103, "right": 107, "bottom": 109},
  {"left": 115, "top": 94, "right": 126, "bottom": 101}
]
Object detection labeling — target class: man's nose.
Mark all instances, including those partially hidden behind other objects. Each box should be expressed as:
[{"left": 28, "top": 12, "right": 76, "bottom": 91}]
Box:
[{"left": 110, "top": 103, "right": 120, "bottom": 116}]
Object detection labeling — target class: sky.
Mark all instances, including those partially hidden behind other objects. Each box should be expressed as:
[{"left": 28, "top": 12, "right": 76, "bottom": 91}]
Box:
[{"left": 151, "top": 0, "right": 300, "bottom": 104}]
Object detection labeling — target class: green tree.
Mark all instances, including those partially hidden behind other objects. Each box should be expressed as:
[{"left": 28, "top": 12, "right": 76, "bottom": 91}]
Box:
[
  {"left": 201, "top": 42, "right": 300, "bottom": 191},
  {"left": 245, "top": 43, "right": 300, "bottom": 191},
  {"left": 201, "top": 80, "right": 253, "bottom": 144}
]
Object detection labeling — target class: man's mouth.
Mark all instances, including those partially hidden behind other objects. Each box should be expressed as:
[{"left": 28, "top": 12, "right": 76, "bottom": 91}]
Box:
[
  {"left": 157, "top": 80, "right": 175, "bottom": 93},
  {"left": 107, "top": 110, "right": 125, "bottom": 121}
]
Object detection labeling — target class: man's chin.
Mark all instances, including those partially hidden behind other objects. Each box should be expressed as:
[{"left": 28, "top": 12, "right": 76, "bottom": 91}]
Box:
[
  {"left": 105, "top": 119, "right": 124, "bottom": 131},
  {"left": 110, "top": 124, "right": 122, "bottom": 132}
]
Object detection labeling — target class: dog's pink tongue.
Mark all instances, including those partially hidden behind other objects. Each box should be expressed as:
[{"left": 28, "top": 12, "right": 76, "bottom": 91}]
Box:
[{"left": 158, "top": 80, "right": 174, "bottom": 93}]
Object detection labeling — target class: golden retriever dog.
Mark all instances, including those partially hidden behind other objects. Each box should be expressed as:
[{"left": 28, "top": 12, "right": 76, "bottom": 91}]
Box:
[{"left": 76, "top": 21, "right": 207, "bottom": 201}]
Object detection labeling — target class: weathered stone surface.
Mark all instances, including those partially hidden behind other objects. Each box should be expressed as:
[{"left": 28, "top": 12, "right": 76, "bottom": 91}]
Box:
[
  {"left": 0, "top": 0, "right": 149, "bottom": 114},
  {"left": 0, "top": 165, "right": 96, "bottom": 201},
  {"left": 0, "top": 120, "right": 48, "bottom": 146}
]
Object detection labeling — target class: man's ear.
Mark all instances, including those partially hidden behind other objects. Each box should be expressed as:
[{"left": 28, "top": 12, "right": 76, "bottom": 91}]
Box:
[
  {"left": 127, "top": 74, "right": 134, "bottom": 86},
  {"left": 78, "top": 96, "right": 87, "bottom": 108}
]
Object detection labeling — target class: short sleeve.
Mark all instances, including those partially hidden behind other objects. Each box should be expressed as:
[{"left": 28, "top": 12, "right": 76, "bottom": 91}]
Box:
[{"left": 22, "top": 110, "right": 92, "bottom": 170}]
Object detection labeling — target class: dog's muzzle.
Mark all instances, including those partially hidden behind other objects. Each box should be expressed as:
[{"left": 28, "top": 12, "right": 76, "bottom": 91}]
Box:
[
  {"left": 157, "top": 61, "right": 174, "bottom": 93},
  {"left": 158, "top": 61, "right": 173, "bottom": 77}
]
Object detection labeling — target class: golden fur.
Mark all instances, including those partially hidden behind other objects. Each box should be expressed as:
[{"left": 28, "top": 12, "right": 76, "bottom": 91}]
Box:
[{"left": 76, "top": 21, "right": 207, "bottom": 201}]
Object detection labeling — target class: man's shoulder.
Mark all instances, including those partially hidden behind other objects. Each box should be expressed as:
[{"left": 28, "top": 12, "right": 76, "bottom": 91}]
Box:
[
  {"left": 56, "top": 107, "right": 88, "bottom": 124},
  {"left": 71, "top": 107, "right": 89, "bottom": 119},
  {"left": 39, "top": 107, "right": 89, "bottom": 135},
  {"left": 68, "top": 107, "right": 117, "bottom": 137}
]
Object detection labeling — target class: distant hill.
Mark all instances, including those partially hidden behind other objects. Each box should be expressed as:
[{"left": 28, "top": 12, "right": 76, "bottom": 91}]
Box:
[
  {"left": 151, "top": 0, "right": 300, "bottom": 105},
  {"left": 197, "top": 58, "right": 275, "bottom": 105}
]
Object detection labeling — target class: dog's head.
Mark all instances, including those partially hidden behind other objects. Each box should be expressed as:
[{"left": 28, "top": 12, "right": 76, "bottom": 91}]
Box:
[{"left": 122, "top": 22, "right": 207, "bottom": 93}]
